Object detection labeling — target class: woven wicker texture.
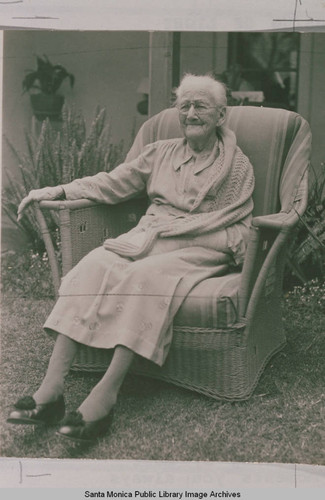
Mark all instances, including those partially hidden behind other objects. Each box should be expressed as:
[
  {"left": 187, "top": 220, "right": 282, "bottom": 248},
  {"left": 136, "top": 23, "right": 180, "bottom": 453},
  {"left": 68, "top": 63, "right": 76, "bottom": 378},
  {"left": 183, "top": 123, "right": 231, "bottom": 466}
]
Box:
[{"left": 36, "top": 106, "right": 311, "bottom": 401}]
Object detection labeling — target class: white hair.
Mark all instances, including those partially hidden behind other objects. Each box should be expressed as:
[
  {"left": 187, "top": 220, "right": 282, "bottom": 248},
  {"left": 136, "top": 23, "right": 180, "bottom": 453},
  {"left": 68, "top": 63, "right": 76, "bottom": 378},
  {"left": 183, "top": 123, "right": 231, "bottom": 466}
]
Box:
[{"left": 175, "top": 74, "right": 227, "bottom": 107}]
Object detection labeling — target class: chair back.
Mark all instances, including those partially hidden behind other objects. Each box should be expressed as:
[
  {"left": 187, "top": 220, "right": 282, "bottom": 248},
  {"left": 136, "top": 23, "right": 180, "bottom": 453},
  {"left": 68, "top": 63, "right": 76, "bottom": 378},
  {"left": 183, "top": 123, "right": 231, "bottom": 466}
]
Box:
[{"left": 126, "top": 106, "right": 311, "bottom": 217}]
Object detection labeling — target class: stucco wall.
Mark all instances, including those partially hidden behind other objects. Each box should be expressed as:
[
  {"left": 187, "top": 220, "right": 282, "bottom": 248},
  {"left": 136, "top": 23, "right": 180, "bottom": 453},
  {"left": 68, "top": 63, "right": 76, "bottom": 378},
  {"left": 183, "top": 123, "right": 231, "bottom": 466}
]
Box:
[
  {"left": 2, "top": 31, "right": 324, "bottom": 252},
  {"left": 298, "top": 33, "right": 325, "bottom": 171},
  {"left": 180, "top": 32, "right": 227, "bottom": 76},
  {"left": 306, "top": 33, "right": 325, "bottom": 171},
  {"left": 3, "top": 30, "right": 149, "bottom": 179},
  {"left": 2, "top": 30, "right": 149, "bottom": 250}
]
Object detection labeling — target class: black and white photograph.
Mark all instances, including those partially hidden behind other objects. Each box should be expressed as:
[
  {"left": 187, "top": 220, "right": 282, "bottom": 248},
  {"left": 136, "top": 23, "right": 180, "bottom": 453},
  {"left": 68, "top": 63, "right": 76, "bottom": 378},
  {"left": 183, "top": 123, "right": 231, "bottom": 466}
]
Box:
[{"left": 1, "top": 25, "right": 324, "bottom": 483}]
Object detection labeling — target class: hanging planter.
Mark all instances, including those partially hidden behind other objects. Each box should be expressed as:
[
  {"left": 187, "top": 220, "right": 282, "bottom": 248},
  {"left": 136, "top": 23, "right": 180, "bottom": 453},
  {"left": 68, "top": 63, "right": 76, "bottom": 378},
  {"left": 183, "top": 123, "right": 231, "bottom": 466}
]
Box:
[
  {"left": 23, "top": 55, "right": 75, "bottom": 121},
  {"left": 30, "top": 93, "right": 65, "bottom": 120}
]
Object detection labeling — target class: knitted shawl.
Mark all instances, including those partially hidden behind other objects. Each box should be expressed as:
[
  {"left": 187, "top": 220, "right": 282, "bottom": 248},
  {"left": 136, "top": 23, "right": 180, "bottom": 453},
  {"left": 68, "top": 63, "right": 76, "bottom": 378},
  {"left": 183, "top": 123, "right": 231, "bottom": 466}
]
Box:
[{"left": 103, "top": 126, "right": 255, "bottom": 258}]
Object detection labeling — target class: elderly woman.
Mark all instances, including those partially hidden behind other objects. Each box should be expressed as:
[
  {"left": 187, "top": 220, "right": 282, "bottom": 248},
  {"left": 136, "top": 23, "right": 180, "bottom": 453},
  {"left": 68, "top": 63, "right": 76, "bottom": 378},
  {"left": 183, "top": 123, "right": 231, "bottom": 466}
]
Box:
[{"left": 8, "top": 74, "right": 255, "bottom": 442}]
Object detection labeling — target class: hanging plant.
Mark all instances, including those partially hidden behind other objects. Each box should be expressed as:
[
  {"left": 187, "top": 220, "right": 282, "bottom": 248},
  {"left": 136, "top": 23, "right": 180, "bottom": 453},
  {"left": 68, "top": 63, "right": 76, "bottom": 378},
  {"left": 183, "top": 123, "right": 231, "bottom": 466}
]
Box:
[{"left": 23, "top": 55, "right": 75, "bottom": 120}]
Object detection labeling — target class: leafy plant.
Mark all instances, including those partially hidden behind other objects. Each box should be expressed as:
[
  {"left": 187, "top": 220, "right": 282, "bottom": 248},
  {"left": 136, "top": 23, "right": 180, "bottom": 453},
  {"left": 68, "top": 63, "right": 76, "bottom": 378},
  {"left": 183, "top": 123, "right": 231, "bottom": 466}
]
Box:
[
  {"left": 285, "top": 162, "right": 325, "bottom": 286},
  {"left": 284, "top": 279, "right": 325, "bottom": 315},
  {"left": 1, "top": 250, "right": 55, "bottom": 299},
  {"left": 23, "top": 55, "right": 75, "bottom": 95},
  {"left": 2, "top": 105, "right": 125, "bottom": 253}
]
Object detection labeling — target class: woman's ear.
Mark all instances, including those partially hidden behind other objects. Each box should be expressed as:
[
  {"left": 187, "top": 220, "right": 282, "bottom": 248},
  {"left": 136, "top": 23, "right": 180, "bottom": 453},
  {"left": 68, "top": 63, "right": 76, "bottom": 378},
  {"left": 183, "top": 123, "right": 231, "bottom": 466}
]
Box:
[{"left": 216, "top": 106, "right": 227, "bottom": 127}]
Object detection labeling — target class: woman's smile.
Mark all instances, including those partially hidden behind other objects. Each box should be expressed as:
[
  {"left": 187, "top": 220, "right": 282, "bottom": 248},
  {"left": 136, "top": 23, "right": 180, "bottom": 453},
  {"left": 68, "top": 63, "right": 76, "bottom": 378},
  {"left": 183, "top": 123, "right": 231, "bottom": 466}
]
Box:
[{"left": 177, "top": 88, "right": 226, "bottom": 152}]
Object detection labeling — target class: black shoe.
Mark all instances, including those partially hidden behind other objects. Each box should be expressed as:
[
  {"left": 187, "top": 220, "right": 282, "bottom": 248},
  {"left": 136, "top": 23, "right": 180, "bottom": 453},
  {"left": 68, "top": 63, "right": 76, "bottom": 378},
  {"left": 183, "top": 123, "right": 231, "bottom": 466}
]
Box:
[
  {"left": 7, "top": 395, "right": 65, "bottom": 426},
  {"left": 56, "top": 410, "right": 113, "bottom": 443}
]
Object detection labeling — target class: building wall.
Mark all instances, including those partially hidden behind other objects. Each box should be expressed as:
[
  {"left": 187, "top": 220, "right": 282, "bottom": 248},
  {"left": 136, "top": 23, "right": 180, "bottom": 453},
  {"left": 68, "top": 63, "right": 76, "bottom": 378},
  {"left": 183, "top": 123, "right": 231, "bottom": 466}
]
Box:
[
  {"left": 2, "top": 30, "right": 149, "bottom": 250},
  {"left": 180, "top": 32, "right": 228, "bottom": 76},
  {"left": 4, "top": 30, "right": 323, "bottom": 184},
  {"left": 298, "top": 33, "right": 325, "bottom": 171},
  {"left": 3, "top": 30, "right": 149, "bottom": 159},
  {"left": 2, "top": 31, "right": 324, "bottom": 252}
]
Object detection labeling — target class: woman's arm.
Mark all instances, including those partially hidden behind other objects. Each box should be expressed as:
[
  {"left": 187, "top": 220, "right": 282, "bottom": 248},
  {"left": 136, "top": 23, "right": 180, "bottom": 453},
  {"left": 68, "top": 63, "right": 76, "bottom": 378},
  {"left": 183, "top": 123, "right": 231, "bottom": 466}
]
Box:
[
  {"left": 17, "top": 185, "right": 65, "bottom": 221},
  {"left": 17, "top": 144, "right": 157, "bottom": 220},
  {"left": 61, "top": 155, "right": 150, "bottom": 203}
]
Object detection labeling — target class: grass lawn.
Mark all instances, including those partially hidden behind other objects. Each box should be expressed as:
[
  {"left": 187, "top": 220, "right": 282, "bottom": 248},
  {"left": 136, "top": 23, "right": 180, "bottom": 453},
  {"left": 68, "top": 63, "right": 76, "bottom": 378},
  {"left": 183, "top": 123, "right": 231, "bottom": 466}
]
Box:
[{"left": 1, "top": 287, "right": 324, "bottom": 463}]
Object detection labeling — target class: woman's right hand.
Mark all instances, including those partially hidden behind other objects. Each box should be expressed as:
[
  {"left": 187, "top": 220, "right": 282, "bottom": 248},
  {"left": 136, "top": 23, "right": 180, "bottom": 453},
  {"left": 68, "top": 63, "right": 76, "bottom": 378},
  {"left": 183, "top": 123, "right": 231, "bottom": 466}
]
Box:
[{"left": 17, "top": 186, "right": 64, "bottom": 221}]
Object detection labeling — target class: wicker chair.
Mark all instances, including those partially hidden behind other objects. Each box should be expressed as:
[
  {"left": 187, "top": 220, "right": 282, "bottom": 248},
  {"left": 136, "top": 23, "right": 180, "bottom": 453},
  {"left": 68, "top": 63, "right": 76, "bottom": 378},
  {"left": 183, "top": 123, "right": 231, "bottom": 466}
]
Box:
[{"left": 34, "top": 106, "right": 311, "bottom": 401}]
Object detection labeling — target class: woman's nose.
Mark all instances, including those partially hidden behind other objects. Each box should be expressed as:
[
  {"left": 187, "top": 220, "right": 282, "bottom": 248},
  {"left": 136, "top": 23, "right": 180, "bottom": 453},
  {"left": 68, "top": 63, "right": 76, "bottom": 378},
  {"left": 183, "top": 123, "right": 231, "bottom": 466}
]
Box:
[{"left": 187, "top": 103, "right": 197, "bottom": 118}]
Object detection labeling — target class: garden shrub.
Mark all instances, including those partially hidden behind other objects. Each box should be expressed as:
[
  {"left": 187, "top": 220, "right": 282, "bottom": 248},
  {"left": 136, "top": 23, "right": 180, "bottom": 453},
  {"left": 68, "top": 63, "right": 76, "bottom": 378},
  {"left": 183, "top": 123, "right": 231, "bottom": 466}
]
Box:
[
  {"left": 1, "top": 249, "right": 55, "bottom": 299},
  {"left": 285, "top": 162, "right": 325, "bottom": 286},
  {"left": 284, "top": 279, "right": 325, "bottom": 314},
  {"left": 2, "top": 105, "right": 125, "bottom": 254},
  {"left": 2, "top": 105, "right": 324, "bottom": 297}
]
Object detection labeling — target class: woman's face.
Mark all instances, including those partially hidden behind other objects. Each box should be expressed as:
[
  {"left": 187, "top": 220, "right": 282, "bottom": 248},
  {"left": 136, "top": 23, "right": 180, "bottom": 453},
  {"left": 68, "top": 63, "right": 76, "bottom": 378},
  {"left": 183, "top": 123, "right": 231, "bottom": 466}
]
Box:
[{"left": 178, "top": 89, "right": 226, "bottom": 144}]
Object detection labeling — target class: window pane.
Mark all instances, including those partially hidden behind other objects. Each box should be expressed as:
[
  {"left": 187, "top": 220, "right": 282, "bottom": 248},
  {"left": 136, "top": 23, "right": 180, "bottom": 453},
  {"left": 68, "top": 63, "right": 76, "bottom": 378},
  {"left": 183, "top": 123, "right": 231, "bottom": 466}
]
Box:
[{"left": 226, "top": 33, "right": 300, "bottom": 110}]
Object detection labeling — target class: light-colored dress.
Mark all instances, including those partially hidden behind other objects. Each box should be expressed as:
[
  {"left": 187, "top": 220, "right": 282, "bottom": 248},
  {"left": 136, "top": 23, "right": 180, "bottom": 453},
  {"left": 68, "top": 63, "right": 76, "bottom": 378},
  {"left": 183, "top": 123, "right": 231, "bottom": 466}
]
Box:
[{"left": 44, "top": 136, "right": 254, "bottom": 366}]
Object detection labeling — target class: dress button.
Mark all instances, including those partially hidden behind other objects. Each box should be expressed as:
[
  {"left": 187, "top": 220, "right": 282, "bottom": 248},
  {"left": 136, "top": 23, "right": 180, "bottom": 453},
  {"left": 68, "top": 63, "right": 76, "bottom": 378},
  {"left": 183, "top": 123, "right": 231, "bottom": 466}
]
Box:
[
  {"left": 140, "top": 320, "right": 152, "bottom": 332},
  {"left": 116, "top": 303, "right": 124, "bottom": 313},
  {"left": 159, "top": 298, "right": 170, "bottom": 309}
]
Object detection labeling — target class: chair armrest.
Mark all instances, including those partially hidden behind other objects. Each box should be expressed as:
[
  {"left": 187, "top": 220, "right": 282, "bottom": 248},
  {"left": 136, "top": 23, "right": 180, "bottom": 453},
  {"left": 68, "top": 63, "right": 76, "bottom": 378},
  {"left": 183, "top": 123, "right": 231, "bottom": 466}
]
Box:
[
  {"left": 239, "top": 209, "right": 303, "bottom": 320},
  {"left": 238, "top": 223, "right": 290, "bottom": 322},
  {"left": 39, "top": 193, "right": 148, "bottom": 211},
  {"left": 252, "top": 167, "right": 308, "bottom": 231},
  {"left": 35, "top": 197, "right": 148, "bottom": 297},
  {"left": 252, "top": 210, "right": 299, "bottom": 231},
  {"left": 238, "top": 169, "right": 309, "bottom": 317},
  {"left": 33, "top": 201, "right": 62, "bottom": 295},
  {"left": 39, "top": 199, "right": 101, "bottom": 210},
  {"left": 36, "top": 199, "right": 108, "bottom": 295}
]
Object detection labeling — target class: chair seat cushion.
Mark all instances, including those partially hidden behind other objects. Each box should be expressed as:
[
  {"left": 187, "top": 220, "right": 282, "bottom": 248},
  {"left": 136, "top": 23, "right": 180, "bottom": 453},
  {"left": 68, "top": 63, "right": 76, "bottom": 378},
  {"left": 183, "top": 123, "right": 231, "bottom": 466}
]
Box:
[{"left": 174, "top": 272, "right": 241, "bottom": 329}]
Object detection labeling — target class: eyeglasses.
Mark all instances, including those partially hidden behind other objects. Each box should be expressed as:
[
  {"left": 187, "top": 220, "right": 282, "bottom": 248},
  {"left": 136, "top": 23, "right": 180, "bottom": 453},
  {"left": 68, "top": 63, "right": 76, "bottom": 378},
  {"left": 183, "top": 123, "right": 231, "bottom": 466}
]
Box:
[{"left": 177, "top": 101, "right": 218, "bottom": 116}]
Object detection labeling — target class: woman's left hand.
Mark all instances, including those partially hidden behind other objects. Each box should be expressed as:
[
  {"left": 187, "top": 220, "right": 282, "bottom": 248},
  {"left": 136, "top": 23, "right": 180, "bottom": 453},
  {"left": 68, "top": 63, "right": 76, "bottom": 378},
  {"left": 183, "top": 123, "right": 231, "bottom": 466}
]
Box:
[{"left": 17, "top": 186, "right": 64, "bottom": 221}]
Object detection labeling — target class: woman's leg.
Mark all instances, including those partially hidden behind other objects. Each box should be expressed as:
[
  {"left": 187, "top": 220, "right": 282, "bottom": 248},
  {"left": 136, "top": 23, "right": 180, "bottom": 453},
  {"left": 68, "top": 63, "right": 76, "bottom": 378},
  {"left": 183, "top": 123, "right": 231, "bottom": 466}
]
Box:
[
  {"left": 77, "top": 345, "right": 134, "bottom": 421},
  {"left": 57, "top": 345, "right": 134, "bottom": 441},
  {"left": 62, "top": 247, "right": 229, "bottom": 423},
  {"left": 7, "top": 333, "right": 78, "bottom": 426},
  {"left": 35, "top": 248, "right": 130, "bottom": 406},
  {"left": 33, "top": 333, "right": 78, "bottom": 404}
]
